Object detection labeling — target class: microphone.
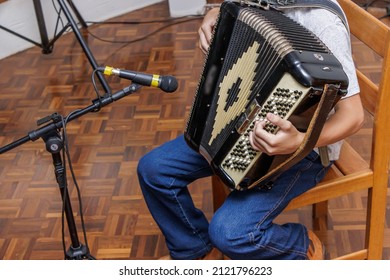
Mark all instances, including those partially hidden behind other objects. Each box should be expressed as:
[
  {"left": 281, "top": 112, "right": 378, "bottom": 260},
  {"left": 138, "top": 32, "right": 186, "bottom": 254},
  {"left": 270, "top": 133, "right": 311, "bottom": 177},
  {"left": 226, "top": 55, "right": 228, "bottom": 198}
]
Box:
[{"left": 97, "top": 66, "right": 178, "bottom": 93}]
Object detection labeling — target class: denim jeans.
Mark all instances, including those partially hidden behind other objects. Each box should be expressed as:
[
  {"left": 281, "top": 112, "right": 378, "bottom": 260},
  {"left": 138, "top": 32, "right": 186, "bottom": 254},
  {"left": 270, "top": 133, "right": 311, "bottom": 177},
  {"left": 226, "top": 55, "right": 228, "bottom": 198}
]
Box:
[{"left": 137, "top": 135, "right": 331, "bottom": 260}]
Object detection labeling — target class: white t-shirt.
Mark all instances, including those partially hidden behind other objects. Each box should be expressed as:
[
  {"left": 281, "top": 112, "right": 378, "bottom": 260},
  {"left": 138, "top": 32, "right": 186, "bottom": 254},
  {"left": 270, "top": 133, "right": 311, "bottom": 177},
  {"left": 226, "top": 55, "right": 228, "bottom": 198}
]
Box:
[{"left": 224, "top": 0, "right": 360, "bottom": 160}]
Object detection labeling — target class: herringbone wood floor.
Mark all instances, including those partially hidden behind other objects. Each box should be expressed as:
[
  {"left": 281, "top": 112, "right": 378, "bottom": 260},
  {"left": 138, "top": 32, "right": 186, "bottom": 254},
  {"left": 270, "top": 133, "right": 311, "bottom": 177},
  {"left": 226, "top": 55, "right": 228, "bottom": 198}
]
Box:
[{"left": 0, "top": 1, "right": 389, "bottom": 260}]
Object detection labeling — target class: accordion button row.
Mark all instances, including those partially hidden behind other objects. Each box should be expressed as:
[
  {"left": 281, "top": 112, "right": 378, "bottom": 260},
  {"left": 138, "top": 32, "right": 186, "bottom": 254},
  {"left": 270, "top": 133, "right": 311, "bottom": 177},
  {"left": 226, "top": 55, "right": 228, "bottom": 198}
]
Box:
[{"left": 222, "top": 88, "right": 305, "bottom": 172}]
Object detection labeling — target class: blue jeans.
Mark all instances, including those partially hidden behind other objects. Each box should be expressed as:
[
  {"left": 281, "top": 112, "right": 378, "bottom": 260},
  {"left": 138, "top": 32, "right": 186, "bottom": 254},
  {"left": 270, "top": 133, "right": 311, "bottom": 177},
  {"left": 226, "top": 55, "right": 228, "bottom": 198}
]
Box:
[{"left": 137, "top": 135, "right": 331, "bottom": 260}]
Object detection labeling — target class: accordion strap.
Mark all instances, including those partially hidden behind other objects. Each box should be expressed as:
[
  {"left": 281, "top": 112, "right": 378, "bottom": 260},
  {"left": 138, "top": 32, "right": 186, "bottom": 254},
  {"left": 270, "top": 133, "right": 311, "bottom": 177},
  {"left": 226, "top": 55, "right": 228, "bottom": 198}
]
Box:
[{"left": 249, "top": 84, "right": 340, "bottom": 189}]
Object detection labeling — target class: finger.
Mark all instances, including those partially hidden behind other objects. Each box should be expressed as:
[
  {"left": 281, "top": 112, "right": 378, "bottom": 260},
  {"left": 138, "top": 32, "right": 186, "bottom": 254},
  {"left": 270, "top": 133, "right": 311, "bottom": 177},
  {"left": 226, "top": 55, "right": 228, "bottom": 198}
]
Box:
[
  {"left": 198, "top": 29, "right": 209, "bottom": 54},
  {"left": 252, "top": 119, "right": 273, "bottom": 143},
  {"left": 266, "top": 113, "right": 291, "bottom": 131},
  {"left": 249, "top": 131, "right": 265, "bottom": 151},
  {"left": 249, "top": 121, "right": 269, "bottom": 151}
]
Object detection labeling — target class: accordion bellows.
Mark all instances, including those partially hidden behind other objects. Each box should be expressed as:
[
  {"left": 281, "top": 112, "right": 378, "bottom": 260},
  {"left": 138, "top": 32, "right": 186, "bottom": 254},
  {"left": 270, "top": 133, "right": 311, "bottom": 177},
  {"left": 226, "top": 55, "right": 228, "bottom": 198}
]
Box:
[{"left": 185, "top": 2, "right": 348, "bottom": 190}]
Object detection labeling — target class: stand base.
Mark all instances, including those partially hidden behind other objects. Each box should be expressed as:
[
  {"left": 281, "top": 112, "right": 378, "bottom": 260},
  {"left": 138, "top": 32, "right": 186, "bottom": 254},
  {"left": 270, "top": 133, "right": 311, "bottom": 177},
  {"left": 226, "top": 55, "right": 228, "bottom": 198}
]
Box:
[{"left": 66, "top": 244, "right": 96, "bottom": 260}]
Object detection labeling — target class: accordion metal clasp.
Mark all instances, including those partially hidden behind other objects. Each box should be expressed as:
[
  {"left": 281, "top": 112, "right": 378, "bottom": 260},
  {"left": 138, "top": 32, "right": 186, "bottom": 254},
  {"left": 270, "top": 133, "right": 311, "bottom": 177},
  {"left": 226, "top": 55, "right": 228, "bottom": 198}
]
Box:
[
  {"left": 235, "top": 0, "right": 297, "bottom": 10},
  {"left": 235, "top": 100, "right": 262, "bottom": 135},
  {"left": 235, "top": 0, "right": 270, "bottom": 10}
]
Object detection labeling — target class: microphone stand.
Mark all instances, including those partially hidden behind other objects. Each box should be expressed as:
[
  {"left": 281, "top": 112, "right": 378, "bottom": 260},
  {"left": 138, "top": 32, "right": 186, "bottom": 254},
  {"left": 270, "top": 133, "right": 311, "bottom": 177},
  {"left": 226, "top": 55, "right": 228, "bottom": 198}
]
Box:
[
  {"left": 0, "top": 83, "right": 141, "bottom": 260},
  {"left": 56, "top": 0, "right": 111, "bottom": 95}
]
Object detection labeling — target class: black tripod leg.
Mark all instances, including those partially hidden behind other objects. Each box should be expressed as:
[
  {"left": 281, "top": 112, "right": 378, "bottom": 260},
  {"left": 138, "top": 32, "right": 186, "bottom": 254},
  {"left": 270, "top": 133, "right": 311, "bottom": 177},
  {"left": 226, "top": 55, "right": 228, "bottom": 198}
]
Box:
[
  {"left": 57, "top": 0, "right": 111, "bottom": 95},
  {"left": 66, "top": 0, "right": 88, "bottom": 28},
  {"left": 33, "top": 0, "right": 52, "bottom": 54}
]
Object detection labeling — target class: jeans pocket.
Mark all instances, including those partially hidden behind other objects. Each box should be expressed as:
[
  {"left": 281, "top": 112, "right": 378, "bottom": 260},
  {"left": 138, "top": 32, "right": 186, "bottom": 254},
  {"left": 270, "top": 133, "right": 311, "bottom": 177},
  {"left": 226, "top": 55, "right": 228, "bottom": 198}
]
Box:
[
  {"left": 306, "top": 150, "right": 320, "bottom": 162},
  {"left": 314, "top": 162, "right": 333, "bottom": 184}
]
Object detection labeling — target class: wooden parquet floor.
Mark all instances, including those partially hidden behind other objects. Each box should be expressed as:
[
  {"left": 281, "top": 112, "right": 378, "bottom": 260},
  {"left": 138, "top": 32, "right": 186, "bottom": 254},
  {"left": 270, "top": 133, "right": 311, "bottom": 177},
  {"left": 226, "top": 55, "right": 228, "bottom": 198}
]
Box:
[{"left": 0, "top": 1, "right": 389, "bottom": 260}]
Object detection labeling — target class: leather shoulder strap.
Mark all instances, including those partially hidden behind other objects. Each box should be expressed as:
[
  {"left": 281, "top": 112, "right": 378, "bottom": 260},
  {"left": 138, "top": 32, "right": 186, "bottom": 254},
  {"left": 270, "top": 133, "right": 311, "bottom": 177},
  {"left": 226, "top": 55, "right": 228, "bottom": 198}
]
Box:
[{"left": 247, "top": 83, "right": 341, "bottom": 189}]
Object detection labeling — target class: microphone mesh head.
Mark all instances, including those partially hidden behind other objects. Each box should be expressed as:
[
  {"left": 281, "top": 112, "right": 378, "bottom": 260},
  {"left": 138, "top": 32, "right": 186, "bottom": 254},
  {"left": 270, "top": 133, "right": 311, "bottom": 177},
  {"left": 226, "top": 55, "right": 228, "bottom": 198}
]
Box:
[{"left": 160, "top": 76, "right": 178, "bottom": 93}]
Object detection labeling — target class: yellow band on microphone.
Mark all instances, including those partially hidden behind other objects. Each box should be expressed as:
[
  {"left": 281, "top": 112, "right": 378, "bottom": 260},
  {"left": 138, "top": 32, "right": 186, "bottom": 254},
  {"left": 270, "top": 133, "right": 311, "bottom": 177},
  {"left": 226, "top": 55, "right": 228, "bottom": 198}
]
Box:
[
  {"left": 151, "top": 75, "right": 160, "bottom": 87},
  {"left": 103, "top": 66, "right": 114, "bottom": 76}
]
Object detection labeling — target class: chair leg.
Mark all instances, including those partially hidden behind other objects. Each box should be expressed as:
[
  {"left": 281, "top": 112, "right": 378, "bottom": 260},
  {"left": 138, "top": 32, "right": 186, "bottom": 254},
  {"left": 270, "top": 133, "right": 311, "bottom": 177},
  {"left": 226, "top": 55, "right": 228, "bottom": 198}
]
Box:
[
  {"left": 212, "top": 176, "right": 230, "bottom": 212},
  {"left": 313, "top": 201, "right": 328, "bottom": 231},
  {"left": 365, "top": 184, "right": 387, "bottom": 260}
]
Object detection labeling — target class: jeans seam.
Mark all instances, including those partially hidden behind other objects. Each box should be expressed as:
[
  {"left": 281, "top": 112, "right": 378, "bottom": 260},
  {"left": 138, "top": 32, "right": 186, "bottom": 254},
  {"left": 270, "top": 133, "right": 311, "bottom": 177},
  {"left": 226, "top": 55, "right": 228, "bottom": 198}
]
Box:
[
  {"left": 249, "top": 158, "right": 315, "bottom": 258},
  {"left": 249, "top": 231, "right": 307, "bottom": 258},
  {"left": 255, "top": 158, "right": 314, "bottom": 227},
  {"left": 167, "top": 165, "right": 212, "bottom": 189},
  {"left": 167, "top": 166, "right": 212, "bottom": 254}
]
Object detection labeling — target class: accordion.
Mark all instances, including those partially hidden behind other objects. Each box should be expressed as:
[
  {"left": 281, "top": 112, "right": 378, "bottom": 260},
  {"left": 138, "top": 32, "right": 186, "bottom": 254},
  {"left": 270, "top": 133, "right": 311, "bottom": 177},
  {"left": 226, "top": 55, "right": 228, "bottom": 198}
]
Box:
[{"left": 185, "top": 1, "right": 348, "bottom": 190}]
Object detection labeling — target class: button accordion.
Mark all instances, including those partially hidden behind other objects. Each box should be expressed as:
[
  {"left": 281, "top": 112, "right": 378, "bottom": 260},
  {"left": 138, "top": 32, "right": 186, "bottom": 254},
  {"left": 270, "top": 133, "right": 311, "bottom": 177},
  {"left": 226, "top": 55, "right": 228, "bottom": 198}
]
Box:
[{"left": 184, "top": 1, "right": 348, "bottom": 190}]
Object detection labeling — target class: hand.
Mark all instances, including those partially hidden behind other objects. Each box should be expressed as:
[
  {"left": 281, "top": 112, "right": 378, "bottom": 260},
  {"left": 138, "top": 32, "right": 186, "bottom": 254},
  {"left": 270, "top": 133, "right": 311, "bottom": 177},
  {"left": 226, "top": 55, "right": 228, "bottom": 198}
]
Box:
[
  {"left": 198, "top": 8, "right": 219, "bottom": 54},
  {"left": 249, "top": 113, "right": 305, "bottom": 156}
]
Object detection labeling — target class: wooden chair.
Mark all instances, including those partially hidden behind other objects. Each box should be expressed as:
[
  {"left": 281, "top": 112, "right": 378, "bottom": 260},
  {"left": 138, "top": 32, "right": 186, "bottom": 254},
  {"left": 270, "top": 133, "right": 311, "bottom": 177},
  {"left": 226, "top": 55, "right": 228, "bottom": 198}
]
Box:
[{"left": 211, "top": 0, "right": 390, "bottom": 260}]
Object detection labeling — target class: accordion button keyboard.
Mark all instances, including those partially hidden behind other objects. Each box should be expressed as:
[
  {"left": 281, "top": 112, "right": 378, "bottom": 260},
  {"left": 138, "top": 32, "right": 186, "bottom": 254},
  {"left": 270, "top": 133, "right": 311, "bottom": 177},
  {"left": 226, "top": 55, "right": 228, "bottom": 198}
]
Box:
[{"left": 220, "top": 72, "right": 309, "bottom": 188}]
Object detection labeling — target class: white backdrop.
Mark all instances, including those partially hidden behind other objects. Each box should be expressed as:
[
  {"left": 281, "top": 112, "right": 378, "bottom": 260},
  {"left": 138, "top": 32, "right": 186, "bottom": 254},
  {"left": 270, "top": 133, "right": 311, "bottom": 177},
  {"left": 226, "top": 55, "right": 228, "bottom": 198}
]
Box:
[
  {"left": 168, "top": 0, "right": 206, "bottom": 17},
  {"left": 0, "top": 0, "right": 163, "bottom": 60}
]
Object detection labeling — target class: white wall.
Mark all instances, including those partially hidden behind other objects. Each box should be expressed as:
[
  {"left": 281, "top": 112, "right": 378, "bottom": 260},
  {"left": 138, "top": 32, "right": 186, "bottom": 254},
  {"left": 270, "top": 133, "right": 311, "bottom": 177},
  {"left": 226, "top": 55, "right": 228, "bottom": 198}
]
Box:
[
  {"left": 168, "top": 0, "right": 206, "bottom": 17},
  {"left": 0, "top": 0, "right": 163, "bottom": 60}
]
